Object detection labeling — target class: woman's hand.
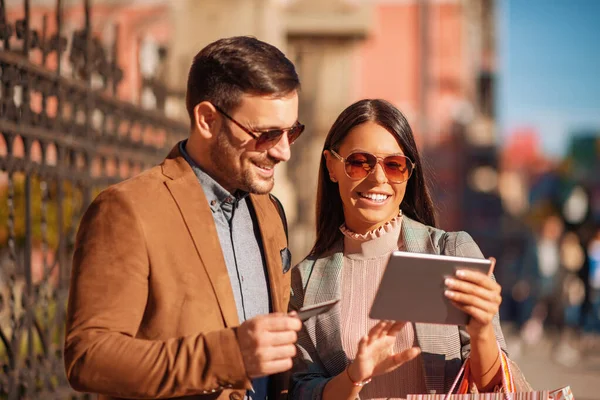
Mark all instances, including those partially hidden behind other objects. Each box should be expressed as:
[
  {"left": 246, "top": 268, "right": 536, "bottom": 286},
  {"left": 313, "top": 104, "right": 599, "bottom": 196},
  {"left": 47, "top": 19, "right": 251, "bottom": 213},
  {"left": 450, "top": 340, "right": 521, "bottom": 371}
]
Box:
[
  {"left": 346, "top": 320, "right": 421, "bottom": 384},
  {"left": 444, "top": 258, "right": 502, "bottom": 338}
]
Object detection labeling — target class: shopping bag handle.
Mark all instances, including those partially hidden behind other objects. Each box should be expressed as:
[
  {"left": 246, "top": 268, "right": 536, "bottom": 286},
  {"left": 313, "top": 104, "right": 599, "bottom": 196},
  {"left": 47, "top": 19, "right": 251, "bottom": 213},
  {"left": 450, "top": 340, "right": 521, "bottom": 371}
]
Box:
[{"left": 443, "top": 341, "right": 515, "bottom": 400}]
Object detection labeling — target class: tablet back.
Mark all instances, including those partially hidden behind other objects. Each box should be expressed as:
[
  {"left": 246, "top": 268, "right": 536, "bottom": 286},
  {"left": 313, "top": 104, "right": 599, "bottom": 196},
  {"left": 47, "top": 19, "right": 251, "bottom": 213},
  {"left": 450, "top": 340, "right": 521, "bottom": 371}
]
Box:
[{"left": 369, "top": 251, "right": 491, "bottom": 325}]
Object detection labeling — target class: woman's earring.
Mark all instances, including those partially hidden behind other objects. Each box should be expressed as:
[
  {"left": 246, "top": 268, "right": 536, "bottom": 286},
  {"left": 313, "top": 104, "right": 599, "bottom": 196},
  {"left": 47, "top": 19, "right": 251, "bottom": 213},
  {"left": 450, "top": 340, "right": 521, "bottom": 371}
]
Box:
[{"left": 330, "top": 176, "right": 337, "bottom": 183}]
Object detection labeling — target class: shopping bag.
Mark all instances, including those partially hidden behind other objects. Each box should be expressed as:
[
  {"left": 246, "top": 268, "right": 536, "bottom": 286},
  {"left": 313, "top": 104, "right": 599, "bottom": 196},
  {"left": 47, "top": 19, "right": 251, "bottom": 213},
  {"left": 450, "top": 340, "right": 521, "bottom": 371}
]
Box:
[
  {"left": 407, "top": 342, "right": 574, "bottom": 400},
  {"left": 406, "top": 388, "right": 572, "bottom": 400},
  {"left": 406, "top": 392, "right": 549, "bottom": 400},
  {"left": 548, "top": 386, "right": 574, "bottom": 400}
]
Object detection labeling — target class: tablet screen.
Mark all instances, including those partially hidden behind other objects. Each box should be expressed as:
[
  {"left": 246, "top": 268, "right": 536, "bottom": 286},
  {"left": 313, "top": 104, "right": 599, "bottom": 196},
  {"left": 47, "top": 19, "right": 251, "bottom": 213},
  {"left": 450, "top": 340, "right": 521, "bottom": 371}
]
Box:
[{"left": 369, "top": 251, "right": 491, "bottom": 325}]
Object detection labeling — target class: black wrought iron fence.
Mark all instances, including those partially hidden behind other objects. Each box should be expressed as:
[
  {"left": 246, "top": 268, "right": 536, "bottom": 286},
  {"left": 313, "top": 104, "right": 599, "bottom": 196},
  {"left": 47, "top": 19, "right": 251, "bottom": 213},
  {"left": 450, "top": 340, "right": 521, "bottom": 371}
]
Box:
[{"left": 0, "top": 0, "right": 186, "bottom": 398}]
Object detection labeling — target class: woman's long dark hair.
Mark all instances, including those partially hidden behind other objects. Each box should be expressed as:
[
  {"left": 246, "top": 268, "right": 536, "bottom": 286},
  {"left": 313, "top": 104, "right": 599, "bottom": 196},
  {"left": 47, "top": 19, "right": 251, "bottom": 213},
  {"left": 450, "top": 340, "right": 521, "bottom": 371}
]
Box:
[{"left": 309, "top": 99, "right": 437, "bottom": 257}]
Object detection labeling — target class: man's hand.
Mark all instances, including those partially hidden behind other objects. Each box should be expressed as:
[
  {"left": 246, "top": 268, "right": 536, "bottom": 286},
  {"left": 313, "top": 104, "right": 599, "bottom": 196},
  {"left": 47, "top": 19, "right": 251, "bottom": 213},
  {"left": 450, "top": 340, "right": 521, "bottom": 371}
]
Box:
[{"left": 236, "top": 313, "right": 302, "bottom": 379}]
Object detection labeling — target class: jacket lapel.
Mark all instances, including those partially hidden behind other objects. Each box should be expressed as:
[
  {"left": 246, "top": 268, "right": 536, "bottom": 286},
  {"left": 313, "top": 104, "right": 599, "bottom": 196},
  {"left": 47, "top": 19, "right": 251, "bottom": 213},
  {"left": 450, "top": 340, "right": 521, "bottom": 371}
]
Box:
[
  {"left": 161, "top": 146, "right": 239, "bottom": 328},
  {"left": 302, "top": 248, "right": 344, "bottom": 306},
  {"left": 301, "top": 248, "right": 349, "bottom": 377},
  {"left": 250, "top": 194, "right": 287, "bottom": 313},
  {"left": 400, "top": 217, "right": 439, "bottom": 254}
]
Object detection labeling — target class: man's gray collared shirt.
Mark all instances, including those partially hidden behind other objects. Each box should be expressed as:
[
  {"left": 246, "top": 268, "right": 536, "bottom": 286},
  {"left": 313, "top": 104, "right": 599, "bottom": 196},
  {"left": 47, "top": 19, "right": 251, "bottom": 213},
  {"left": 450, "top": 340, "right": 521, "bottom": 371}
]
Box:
[{"left": 179, "top": 141, "right": 270, "bottom": 399}]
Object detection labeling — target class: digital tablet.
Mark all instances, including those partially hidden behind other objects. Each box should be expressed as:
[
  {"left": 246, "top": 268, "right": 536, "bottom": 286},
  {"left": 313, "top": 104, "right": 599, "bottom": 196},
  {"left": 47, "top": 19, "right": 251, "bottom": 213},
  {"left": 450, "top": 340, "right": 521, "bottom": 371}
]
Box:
[{"left": 369, "top": 251, "right": 492, "bottom": 325}]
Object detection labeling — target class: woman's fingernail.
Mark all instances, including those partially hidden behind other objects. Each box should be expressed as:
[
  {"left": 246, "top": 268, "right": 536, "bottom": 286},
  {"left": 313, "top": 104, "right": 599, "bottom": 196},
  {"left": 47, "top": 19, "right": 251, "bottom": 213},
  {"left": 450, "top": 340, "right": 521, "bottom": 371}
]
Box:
[
  {"left": 445, "top": 278, "right": 455, "bottom": 286},
  {"left": 445, "top": 290, "right": 455, "bottom": 298},
  {"left": 456, "top": 270, "right": 466, "bottom": 278}
]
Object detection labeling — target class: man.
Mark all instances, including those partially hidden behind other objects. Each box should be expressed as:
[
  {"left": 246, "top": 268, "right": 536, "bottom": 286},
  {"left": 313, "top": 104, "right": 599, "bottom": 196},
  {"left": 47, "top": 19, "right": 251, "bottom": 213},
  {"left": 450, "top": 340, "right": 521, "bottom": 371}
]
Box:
[{"left": 64, "top": 36, "right": 304, "bottom": 400}]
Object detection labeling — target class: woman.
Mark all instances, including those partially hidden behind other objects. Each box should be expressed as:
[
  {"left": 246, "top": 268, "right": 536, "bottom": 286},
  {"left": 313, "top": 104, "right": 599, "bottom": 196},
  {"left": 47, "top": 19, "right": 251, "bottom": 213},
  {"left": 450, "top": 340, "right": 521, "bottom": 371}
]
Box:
[{"left": 289, "top": 99, "right": 530, "bottom": 399}]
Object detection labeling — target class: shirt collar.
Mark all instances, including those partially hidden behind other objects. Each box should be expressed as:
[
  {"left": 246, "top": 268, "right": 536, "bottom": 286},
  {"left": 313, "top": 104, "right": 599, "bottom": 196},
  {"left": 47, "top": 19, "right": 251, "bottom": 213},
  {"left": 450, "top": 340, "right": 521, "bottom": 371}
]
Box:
[{"left": 179, "top": 140, "right": 249, "bottom": 212}]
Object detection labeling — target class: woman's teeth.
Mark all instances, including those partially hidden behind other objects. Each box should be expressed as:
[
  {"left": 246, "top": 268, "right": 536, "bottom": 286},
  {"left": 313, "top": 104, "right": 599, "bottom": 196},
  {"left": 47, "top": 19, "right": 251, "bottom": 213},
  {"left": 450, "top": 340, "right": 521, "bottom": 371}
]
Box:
[{"left": 359, "top": 192, "right": 390, "bottom": 202}]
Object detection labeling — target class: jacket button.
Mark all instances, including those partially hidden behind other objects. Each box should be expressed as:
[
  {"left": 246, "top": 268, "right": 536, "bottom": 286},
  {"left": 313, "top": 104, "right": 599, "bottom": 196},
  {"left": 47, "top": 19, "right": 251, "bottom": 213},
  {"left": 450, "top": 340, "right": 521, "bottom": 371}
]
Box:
[{"left": 229, "top": 392, "right": 243, "bottom": 400}]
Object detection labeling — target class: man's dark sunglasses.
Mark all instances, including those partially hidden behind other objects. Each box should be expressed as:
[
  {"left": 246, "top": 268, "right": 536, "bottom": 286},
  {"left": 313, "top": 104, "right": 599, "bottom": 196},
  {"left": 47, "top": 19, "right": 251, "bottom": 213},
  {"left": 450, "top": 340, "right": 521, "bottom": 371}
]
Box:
[{"left": 214, "top": 105, "right": 305, "bottom": 151}]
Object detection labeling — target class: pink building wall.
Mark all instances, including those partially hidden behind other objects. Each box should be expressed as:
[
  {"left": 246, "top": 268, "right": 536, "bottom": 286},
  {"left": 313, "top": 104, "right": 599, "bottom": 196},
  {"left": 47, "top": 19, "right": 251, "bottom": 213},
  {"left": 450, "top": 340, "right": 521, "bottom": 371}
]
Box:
[{"left": 355, "top": 2, "right": 468, "bottom": 146}]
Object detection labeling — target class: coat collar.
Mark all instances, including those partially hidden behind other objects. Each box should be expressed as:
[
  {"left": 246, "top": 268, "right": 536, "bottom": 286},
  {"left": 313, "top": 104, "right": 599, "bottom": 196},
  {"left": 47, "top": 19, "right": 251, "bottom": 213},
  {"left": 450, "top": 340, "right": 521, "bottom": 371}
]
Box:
[{"left": 161, "top": 143, "right": 288, "bottom": 327}]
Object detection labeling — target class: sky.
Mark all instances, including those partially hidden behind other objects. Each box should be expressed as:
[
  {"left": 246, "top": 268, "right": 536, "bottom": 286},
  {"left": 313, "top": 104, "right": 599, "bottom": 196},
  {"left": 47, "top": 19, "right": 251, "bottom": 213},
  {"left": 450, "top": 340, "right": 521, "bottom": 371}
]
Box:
[{"left": 496, "top": 0, "right": 600, "bottom": 157}]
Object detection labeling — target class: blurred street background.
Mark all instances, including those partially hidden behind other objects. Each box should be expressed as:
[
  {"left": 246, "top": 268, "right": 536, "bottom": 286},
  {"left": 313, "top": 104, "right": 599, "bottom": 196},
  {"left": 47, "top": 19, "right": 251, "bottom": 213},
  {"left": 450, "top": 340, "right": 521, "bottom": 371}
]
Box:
[{"left": 0, "top": 0, "right": 598, "bottom": 398}]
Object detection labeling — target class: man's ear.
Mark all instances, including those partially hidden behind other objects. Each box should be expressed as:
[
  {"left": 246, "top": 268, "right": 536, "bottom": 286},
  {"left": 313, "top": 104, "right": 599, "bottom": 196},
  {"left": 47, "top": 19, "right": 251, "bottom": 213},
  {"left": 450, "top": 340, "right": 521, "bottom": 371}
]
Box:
[
  {"left": 193, "top": 101, "right": 219, "bottom": 139},
  {"left": 323, "top": 150, "right": 338, "bottom": 183}
]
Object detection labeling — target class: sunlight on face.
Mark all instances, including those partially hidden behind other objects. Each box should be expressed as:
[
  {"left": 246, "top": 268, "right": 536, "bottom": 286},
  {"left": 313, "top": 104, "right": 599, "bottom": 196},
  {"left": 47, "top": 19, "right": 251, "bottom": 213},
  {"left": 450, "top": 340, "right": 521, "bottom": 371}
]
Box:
[
  {"left": 210, "top": 93, "right": 299, "bottom": 194},
  {"left": 325, "top": 121, "right": 408, "bottom": 234}
]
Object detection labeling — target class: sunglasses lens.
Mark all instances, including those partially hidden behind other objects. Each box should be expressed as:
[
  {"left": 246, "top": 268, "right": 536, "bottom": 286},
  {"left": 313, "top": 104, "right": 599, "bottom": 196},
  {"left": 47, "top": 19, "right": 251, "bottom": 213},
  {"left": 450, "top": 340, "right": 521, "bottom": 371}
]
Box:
[
  {"left": 342, "top": 152, "right": 413, "bottom": 182},
  {"left": 344, "top": 152, "right": 377, "bottom": 179},
  {"left": 256, "top": 129, "right": 285, "bottom": 150},
  {"left": 383, "top": 155, "right": 412, "bottom": 183},
  {"left": 256, "top": 124, "right": 305, "bottom": 150},
  {"left": 288, "top": 124, "right": 305, "bottom": 145}
]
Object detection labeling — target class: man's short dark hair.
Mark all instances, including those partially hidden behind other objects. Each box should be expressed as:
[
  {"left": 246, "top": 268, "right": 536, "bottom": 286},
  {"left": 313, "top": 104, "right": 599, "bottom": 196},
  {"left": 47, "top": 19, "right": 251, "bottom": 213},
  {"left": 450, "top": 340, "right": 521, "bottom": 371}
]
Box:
[{"left": 185, "top": 36, "right": 300, "bottom": 126}]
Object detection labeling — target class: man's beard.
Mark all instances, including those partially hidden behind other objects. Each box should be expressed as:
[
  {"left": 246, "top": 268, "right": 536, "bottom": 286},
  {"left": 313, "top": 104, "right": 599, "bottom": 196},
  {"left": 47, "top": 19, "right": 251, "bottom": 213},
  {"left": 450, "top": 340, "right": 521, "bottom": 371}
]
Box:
[{"left": 209, "top": 125, "right": 277, "bottom": 194}]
